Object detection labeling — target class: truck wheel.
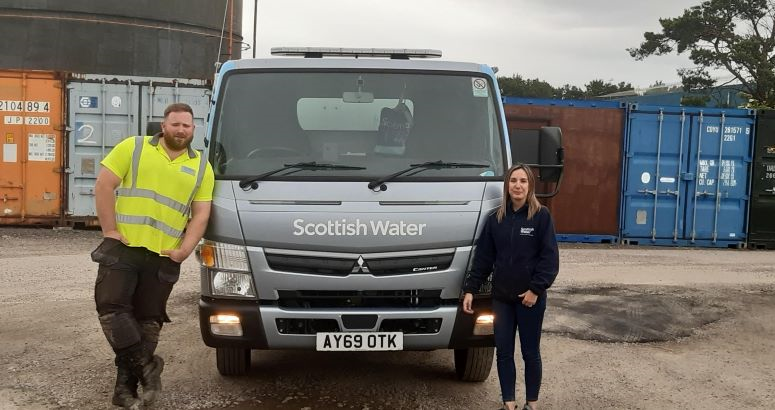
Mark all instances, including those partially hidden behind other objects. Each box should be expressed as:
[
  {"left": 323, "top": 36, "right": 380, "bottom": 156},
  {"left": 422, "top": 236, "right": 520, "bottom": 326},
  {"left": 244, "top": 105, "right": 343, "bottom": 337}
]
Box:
[
  {"left": 454, "top": 347, "right": 494, "bottom": 382},
  {"left": 216, "top": 347, "right": 251, "bottom": 376}
]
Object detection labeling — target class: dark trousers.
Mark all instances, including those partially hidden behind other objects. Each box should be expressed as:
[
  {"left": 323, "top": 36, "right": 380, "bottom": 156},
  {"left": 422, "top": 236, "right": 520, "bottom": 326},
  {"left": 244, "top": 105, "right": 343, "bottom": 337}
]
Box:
[
  {"left": 492, "top": 295, "right": 546, "bottom": 403},
  {"left": 92, "top": 238, "right": 181, "bottom": 353}
]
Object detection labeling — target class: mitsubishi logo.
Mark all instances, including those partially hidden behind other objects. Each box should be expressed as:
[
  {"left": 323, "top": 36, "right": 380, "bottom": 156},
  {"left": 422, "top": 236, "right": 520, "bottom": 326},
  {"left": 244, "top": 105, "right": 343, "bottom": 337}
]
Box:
[{"left": 351, "top": 255, "right": 370, "bottom": 273}]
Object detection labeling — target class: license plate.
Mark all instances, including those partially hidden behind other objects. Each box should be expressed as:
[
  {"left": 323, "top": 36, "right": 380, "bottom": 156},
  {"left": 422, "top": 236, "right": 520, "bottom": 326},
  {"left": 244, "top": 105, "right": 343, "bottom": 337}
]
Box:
[{"left": 316, "top": 332, "right": 403, "bottom": 351}]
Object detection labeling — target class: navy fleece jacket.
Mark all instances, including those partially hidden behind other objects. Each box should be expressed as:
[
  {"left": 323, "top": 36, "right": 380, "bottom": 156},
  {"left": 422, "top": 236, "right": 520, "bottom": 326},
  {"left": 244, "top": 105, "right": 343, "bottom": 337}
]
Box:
[{"left": 463, "top": 204, "right": 559, "bottom": 302}]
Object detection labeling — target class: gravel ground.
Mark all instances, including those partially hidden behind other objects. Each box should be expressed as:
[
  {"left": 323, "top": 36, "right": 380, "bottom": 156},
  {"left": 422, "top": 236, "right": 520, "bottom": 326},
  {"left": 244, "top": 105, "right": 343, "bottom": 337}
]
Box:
[{"left": 0, "top": 226, "right": 773, "bottom": 409}]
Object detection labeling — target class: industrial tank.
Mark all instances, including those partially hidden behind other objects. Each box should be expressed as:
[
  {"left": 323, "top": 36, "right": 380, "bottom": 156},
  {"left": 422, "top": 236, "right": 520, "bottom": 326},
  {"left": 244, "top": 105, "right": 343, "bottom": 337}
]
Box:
[{"left": 0, "top": 0, "right": 243, "bottom": 80}]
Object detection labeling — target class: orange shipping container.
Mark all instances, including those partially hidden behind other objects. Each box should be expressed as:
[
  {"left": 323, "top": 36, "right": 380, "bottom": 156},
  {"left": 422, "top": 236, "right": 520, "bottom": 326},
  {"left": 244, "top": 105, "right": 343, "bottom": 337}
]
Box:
[{"left": 0, "top": 70, "right": 65, "bottom": 225}]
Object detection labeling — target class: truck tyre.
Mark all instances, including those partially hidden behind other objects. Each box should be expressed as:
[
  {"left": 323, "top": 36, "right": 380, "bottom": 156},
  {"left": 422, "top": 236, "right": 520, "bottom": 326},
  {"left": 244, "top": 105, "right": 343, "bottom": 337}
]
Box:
[
  {"left": 216, "top": 347, "right": 251, "bottom": 376},
  {"left": 454, "top": 347, "right": 494, "bottom": 382}
]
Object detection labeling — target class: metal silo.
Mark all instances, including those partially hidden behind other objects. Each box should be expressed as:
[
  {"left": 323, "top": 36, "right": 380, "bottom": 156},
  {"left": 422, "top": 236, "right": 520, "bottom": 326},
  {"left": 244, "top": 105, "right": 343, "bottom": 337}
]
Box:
[{"left": 0, "top": 0, "right": 243, "bottom": 80}]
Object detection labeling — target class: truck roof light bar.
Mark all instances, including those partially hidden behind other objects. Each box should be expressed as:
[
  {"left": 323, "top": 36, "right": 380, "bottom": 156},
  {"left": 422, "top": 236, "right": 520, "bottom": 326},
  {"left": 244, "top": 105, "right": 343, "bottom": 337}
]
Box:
[{"left": 270, "top": 47, "right": 442, "bottom": 59}]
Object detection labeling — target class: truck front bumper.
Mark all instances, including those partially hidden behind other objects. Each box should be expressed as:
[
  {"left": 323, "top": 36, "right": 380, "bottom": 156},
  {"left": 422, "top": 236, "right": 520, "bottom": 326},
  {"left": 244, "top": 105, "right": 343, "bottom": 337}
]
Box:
[{"left": 199, "top": 296, "right": 494, "bottom": 350}]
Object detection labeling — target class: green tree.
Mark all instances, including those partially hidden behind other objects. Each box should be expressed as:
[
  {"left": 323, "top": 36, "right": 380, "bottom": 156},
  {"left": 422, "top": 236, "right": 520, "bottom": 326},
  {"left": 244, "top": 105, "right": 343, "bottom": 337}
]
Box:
[
  {"left": 584, "top": 79, "right": 633, "bottom": 97},
  {"left": 498, "top": 75, "right": 555, "bottom": 98},
  {"left": 628, "top": 0, "right": 775, "bottom": 107},
  {"left": 555, "top": 84, "right": 585, "bottom": 99}
]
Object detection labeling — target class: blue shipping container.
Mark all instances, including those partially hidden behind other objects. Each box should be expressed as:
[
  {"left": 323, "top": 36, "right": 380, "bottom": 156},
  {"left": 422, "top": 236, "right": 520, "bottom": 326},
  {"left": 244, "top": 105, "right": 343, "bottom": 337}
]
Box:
[{"left": 621, "top": 105, "right": 755, "bottom": 247}]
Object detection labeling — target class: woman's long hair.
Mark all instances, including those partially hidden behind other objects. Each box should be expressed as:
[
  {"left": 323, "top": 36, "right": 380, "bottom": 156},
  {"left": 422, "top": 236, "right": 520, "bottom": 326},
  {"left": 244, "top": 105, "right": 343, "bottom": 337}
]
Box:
[{"left": 496, "top": 164, "right": 542, "bottom": 222}]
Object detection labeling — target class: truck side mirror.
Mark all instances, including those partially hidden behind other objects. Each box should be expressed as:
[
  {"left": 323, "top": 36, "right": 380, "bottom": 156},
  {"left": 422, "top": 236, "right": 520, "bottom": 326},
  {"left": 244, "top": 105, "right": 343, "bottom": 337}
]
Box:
[
  {"left": 538, "top": 126, "right": 563, "bottom": 183},
  {"left": 507, "top": 126, "right": 564, "bottom": 197}
]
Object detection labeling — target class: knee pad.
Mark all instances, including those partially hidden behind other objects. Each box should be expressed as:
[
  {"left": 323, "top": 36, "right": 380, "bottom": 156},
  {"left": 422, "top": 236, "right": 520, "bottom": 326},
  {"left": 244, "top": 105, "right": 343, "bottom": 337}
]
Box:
[
  {"left": 99, "top": 312, "right": 142, "bottom": 350},
  {"left": 138, "top": 319, "right": 162, "bottom": 355}
]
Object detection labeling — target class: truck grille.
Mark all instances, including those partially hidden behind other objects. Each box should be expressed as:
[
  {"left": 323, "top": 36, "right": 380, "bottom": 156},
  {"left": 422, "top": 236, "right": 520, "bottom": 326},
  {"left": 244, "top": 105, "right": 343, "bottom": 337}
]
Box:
[
  {"left": 265, "top": 252, "right": 454, "bottom": 276},
  {"left": 276, "top": 289, "right": 443, "bottom": 308},
  {"left": 380, "top": 318, "right": 442, "bottom": 334},
  {"left": 274, "top": 317, "right": 443, "bottom": 335}
]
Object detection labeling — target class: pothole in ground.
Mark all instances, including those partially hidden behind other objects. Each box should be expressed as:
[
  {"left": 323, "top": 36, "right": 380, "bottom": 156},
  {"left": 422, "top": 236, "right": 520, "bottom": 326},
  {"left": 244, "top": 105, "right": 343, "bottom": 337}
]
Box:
[{"left": 544, "top": 286, "right": 728, "bottom": 343}]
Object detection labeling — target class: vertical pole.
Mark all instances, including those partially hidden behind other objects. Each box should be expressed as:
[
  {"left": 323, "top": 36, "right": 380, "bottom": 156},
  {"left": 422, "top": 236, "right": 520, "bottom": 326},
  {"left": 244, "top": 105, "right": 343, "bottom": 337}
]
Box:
[
  {"left": 673, "top": 110, "right": 685, "bottom": 242},
  {"left": 652, "top": 109, "right": 664, "bottom": 242},
  {"left": 691, "top": 112, "right": 704, "bottom": 243},
  {"left": 228, "top": 0, "right": 234, "bottom": 58},
  {"left": 20, "top": 74, "right": 28, "bottom": 220},
  {"left": 253, "top": 0, "right": 258, "bottom": 58},
  {"left": 127, "top": 80, "right": 133, "bottom": 137},
  {"left": 712, "top": 113, "right": 726, "bottom": 243},
  {"left": 148, "top": 81, "right": 155, "bottom": 136},
  {"left": 100, "top": 79, "right": 107, "bottom": 159}
]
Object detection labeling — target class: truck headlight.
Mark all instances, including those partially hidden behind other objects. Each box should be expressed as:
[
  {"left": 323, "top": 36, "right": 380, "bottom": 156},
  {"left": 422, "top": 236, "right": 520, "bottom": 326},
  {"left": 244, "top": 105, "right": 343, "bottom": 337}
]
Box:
[
  {"left": 211, "top": 270, "right": 256, "bottom": 297},
  {"left": 196, "top": 240, "right": 256, "bottom": 298}
]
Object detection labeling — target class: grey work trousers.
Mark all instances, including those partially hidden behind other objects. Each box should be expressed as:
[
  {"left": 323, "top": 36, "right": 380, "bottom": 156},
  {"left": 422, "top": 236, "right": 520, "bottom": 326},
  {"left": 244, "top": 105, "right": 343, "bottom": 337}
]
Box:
[{"left": 92, "top": 238, "right": 181, "bottom": 352}]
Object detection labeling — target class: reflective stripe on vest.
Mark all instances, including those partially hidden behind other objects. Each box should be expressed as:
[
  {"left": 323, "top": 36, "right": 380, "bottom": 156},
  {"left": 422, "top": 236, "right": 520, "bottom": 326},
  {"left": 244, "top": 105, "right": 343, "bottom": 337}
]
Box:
[
  {"left": 116, "top": 214, "right": 184, "bottom": 238},
  {"left": 116, "top": 136, "right": 207, "bottom": 238}
]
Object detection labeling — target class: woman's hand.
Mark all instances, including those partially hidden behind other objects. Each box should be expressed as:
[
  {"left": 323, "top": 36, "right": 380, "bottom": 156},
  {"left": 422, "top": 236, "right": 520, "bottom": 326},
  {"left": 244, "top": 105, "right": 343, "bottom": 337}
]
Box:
[
  {"left": 462, "top": 293, "right": 474, "bottom": 314},
  {"left": 518, "top": 290, "right": 538, "bottom": 307}
]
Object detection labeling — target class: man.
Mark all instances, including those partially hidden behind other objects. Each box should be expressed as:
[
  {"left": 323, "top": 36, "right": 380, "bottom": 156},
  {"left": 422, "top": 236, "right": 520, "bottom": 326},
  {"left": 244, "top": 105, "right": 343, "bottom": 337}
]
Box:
[{"left": 93, "top": 103, "right": 214, "bottom": 409}]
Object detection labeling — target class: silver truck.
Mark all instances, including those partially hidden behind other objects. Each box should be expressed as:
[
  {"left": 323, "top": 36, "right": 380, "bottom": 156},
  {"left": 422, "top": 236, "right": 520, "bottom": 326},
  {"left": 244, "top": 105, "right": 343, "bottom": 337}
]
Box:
[{"left": 196, "top": 47, "right": 562, "bottom": 381}]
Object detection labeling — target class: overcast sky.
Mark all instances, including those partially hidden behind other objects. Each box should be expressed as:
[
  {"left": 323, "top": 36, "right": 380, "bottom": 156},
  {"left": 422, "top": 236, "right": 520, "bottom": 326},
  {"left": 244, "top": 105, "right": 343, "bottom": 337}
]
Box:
[{"left": 240, "top": 0, "right": 720, "bottom": 89}]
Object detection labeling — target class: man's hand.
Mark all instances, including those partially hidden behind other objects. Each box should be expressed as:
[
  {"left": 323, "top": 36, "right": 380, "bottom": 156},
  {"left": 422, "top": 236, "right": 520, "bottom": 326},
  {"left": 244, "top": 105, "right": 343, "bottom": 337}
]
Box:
[
  {"left": 518, "top": 290, "right": 538, "bottom": 307},
  {"left": 462, "top": 293, "right": 474, "bottom": 314},
  {"left": 161, "top": 248, "right": 190, "bottom": 263},
  {"left": 103, "top": 230, "right": 128, "bottom": 244}
]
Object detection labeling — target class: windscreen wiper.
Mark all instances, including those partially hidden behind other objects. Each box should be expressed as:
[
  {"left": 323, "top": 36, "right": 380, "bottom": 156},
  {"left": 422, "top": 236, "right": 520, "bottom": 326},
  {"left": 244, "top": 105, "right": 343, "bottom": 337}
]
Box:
[
  {"left": 239, "top": 162, "right": 366, "bottom": 190},
  {"left": 367, "top": 160, "right": 489, "bottom": 191}
]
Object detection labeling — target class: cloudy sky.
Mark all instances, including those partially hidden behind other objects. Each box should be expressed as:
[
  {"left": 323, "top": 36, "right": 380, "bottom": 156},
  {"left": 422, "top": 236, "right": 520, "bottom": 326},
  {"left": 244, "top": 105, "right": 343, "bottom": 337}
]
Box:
[{"left": 240, "top": 0, "right": 719, "bottom": 89}]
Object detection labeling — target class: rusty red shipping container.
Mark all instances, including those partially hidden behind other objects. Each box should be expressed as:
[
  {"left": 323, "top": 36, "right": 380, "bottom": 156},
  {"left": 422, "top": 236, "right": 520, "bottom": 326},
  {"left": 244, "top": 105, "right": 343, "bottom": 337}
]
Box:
[
  {"left": 503, "top": 98, "right": 626, "bottom": 242},
  {"left": 0, "top": 70, "right": 65, "bottom": 225}
]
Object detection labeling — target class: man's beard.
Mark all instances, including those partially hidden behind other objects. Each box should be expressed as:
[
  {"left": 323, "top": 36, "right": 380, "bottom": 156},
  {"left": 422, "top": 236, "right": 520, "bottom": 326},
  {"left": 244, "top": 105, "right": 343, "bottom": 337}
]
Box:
[{"left": 163, "top": 132, "right": 192, "bottom": 151}]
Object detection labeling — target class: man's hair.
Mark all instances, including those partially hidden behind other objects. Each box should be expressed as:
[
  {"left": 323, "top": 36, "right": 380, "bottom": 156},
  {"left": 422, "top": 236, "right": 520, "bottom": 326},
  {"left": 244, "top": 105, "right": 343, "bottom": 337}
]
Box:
[{"left": 164, "top": 103, "right": 194, "bottom": 118}]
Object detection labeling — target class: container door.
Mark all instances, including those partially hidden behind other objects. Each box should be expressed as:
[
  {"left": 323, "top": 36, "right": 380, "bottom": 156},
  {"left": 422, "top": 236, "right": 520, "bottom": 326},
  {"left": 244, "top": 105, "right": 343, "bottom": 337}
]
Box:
[
  {"left": 67, "top": 81, "right": 140, "bottom": 217},
  {"left": 622, "top": 108, "right": 689, "bottom": 242},
  {"left": 0, "top": 71, "right": 64, "bottom": 224},
  {"left": 504, "top": 102, "right": 626, "bottom": 241},
  {"left": 749, "top": 111, "right": 775, "bottom": 246},
  {"left": 140, "top": 85, "right": 211, "bottom": 151},
  {"left": 684, "top": 113, "right": 752, "bottom": 244}
]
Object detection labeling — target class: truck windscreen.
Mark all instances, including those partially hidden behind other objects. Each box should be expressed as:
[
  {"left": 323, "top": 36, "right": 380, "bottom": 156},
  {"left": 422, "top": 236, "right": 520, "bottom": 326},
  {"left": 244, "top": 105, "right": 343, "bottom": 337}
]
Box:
[{"left": 211, "top": 71, "right": 506, "bottom": 180}]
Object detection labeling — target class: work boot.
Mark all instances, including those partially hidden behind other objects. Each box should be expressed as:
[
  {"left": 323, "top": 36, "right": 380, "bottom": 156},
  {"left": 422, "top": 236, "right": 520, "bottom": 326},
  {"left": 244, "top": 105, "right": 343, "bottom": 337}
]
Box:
[
  {"left": 111, "top": 363, "right": 142, "bottom": 409},
  {"left": 138, "top": 354, "right": 164, "bottom": 404},
  {"left": 123, "top": 348, "right": 164, "bottom": 405}
]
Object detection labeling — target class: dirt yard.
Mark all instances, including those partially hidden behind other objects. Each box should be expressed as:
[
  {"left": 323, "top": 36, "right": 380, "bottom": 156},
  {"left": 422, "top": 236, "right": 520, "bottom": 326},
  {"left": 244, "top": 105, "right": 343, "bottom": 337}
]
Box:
[{"left": 0, "top": 226, "right": 773, "bottom": 409}]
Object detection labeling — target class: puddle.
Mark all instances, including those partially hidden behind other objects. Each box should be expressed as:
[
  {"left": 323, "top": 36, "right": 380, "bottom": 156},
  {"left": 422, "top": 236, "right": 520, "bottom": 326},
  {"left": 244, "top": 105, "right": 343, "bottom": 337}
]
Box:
[{"left": 544, "top": 286, "right": 727, "bottom": 342}]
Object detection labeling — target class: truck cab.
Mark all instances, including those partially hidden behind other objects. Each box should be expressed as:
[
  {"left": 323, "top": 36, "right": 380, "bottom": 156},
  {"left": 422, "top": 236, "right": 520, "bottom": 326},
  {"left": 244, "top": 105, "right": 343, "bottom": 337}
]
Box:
[{"left": 196, "top": 48, "right": 561, "bottom": 381}]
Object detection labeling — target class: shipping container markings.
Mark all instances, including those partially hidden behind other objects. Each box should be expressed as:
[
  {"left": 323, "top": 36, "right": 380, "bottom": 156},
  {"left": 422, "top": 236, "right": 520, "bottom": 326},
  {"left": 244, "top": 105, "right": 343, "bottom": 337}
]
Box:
[
  {"left": 697, "top": 159, "right": 738, "bottom": 187},
  {"left": 76, "top": 123, "right": 96, "bottom": 144},
  {"left": 765, "top": 164, "right": 775, "bottom": 181},
  {"left": 28, "top": 134, "right": 55, "bottom": 161},
  {"left": 0, "top": 100, "right": 50, "bottom": 112},
  {"left": 4, "top": 116, "right": 50, "bottom": 125}
]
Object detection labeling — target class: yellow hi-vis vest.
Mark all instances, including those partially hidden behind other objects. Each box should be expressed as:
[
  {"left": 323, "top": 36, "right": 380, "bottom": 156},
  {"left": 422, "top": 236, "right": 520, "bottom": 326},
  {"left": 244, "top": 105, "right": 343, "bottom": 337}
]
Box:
[{"left": 110, "top": 136, "right": 210, "bottom": 254}]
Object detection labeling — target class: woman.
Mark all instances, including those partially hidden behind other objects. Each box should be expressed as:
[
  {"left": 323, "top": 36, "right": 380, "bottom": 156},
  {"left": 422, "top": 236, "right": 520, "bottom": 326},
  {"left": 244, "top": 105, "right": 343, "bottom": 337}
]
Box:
[{"left": 462, "top": 164, "right": 560, "bottom": 410}]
